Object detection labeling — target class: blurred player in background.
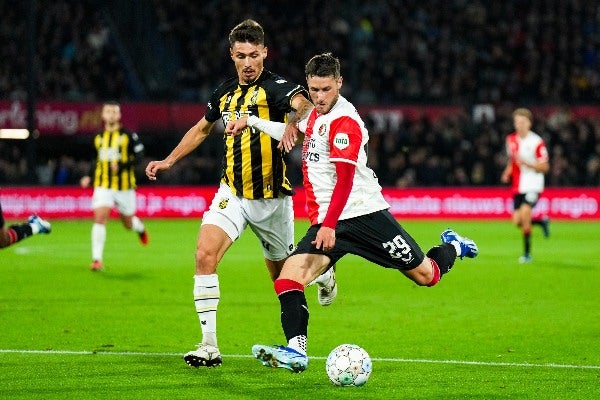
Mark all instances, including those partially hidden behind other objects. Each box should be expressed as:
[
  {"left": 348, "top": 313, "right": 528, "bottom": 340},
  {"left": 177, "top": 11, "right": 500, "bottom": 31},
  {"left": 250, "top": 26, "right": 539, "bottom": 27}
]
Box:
[
  {"left": 0, "top": 201, "right": 51, "bottom": 248},
  {"left": 80, "top": 101, "right": 148, "bottom": 271},
  {"left": 501, "top": 108, "right": 550, "bottom": 263},
  {"left": 226, "top": 52, "right": 478, "bottom": 372},
  {"left": 145, "top": 19, "right": 337, "bottom": 368}
]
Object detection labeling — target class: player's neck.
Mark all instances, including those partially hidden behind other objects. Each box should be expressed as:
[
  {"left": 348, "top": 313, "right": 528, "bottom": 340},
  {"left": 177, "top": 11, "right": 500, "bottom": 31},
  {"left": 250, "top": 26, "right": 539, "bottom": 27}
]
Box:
[{"left": 105, "top": 123, "right": 121, "bottom": 131}]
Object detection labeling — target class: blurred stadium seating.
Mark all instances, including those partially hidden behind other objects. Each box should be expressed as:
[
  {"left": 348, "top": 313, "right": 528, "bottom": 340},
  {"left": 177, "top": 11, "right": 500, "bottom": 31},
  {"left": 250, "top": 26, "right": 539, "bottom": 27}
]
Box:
[{"left": 1, "top": 0, "right": 599, "bottom": 187}]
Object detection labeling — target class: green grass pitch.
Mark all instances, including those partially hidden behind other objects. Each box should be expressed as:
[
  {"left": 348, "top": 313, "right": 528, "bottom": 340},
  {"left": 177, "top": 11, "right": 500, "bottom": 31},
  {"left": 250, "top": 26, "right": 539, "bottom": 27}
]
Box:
[{"left": 1, "top": 218, "right": 599, "bottom": 399}]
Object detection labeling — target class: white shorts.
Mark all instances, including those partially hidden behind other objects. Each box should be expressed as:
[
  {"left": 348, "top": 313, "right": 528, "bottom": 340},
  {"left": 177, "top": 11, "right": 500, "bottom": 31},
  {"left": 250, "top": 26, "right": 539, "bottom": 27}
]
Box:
[
  {"left": 92, "top": 187, "right": 137, "bottom": 216},
  {"left": 202, "top": 183, "right": 294, "bottom": 261}
]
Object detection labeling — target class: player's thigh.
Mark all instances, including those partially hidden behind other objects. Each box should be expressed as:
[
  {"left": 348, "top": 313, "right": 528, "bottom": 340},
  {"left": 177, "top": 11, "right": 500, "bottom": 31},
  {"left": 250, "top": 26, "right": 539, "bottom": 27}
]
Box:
[
  {"left": 196, "top": 223, "right": 234, "bottom": 264},
  {"left": 244, "top": 195, "right": 294, "bottom": 262}
]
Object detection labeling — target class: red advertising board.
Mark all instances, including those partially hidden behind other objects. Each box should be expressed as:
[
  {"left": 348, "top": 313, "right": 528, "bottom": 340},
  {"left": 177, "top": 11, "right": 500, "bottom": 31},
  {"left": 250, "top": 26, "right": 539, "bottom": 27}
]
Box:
[
  {"left": 1, "top": 186, "right": 598, "bottom": 220},
  {"left": 0, "top": 101, "right": 206, "bottom": 135}
]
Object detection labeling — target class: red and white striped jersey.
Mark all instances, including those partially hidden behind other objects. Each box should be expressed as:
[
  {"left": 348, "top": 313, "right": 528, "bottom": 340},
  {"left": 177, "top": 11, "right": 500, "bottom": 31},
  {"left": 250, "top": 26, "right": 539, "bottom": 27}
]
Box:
[
  {"left": 297, "top": 95, "right": 389, "bottom": 225},
  {"left": 505, "top": 130, "right": 548, "bottom": 194}
]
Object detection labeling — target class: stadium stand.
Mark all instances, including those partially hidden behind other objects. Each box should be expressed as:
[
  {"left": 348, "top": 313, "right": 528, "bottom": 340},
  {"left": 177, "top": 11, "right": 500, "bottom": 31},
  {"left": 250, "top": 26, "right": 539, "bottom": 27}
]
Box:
[{"left": 1, "top": 0, "right": 599, "bottom": 187}]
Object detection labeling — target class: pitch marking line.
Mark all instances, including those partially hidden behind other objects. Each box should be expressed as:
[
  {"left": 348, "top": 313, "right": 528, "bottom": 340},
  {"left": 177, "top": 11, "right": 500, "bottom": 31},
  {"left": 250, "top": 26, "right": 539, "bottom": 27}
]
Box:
[{"left": 1, "top": 349, "right": 598, "bottom": 370}]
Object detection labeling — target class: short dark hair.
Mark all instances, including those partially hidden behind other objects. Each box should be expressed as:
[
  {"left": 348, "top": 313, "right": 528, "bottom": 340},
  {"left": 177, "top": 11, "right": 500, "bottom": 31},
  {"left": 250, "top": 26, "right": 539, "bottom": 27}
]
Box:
[
  {"left": 229, "top": 19, "right": 264, "bottom": 47},
  {"left": 305, "top": 52, "right": 340, "bottom": 79},
  {"left": 103, "top": 100, "right": 120, "bottom": 107}
]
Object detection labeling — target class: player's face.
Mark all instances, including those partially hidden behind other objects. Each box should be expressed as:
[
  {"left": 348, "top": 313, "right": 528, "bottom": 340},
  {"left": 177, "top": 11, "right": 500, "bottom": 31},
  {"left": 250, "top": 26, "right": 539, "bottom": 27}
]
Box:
[
  {"left": 513, "top": 115, "right": 531, "bottom": 135},
  {"left": 230, "top": 42, "right": 267, "bottom": 84},
  {"left": 102, "top": 104, "right": 121, "bottom": 126},
  {"left": 307, "top": 75, "right": 342, "bottom": 114}
]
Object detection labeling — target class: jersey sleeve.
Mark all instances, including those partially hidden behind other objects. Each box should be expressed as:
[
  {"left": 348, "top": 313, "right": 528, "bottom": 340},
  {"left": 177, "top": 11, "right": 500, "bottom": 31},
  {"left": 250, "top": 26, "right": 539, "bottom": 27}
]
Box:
[
  {"left": 263, "top": 73, "right": 309, "bottom": 112},
  {"left": 205, "top": 78, "right": 237, "bottom": 123},
  {"left": 328, "top": 116, "right": 362, "bottom": 164},
  {"left": 535, "top": 141, "right": 549, "bottom": 162}
]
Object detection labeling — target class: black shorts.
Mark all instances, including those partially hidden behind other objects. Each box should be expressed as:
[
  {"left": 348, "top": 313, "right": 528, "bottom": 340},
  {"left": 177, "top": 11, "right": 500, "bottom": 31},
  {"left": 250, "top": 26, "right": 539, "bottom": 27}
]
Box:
[
  {"left": 513, "top": 192, "right": 540, "bottom": 209},
  {"left": 294, "top": 210, "right": 425, "bottom": 271},
  {"left": 0, "top": 202, "right": 4, "bottom": 229}
]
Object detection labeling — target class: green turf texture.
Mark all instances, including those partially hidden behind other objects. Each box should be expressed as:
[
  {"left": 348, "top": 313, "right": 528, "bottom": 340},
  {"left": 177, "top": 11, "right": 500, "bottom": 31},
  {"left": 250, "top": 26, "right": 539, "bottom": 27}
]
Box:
[{"left": 1, "top": 218, "right": 598, "bottom": 399}]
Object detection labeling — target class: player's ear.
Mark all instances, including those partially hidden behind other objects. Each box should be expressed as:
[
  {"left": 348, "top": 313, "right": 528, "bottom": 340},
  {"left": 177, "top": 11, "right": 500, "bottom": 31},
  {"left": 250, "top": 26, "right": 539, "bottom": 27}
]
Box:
[
  {"left": 262, "top": 46, "right": 268, "bottom": 59},
  {"left": 337, "top": 76, "right": 343, "bottom": 89}
]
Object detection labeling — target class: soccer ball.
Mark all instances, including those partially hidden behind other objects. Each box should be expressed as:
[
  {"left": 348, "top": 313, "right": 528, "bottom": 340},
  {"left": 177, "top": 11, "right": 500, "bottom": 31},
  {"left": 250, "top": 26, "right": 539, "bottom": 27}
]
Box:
[{"left": 326, "top": 344, "right": 372, "bottom": 386}]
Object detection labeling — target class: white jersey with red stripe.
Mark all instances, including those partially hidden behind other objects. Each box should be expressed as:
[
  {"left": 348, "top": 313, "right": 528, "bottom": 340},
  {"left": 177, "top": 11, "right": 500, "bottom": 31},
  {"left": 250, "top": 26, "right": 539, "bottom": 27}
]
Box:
[
  {"left": 505, "top": 130, "right": 548, "bottom": 194},
  {"left": 297, "top": 95, "right": 389, "bottom": 225}
]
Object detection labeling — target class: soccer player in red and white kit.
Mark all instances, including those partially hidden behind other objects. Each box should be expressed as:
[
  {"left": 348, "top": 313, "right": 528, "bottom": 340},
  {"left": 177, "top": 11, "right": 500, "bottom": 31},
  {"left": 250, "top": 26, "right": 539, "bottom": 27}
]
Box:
[
  {"left": 501, "top": 108, "right": 550, "bottom": 263},
  {"left": 226, "top": 52, "right": 479, "bottom": 372},
  {"left": 0, "top": 202, "right": 51, "bottom": 249}
]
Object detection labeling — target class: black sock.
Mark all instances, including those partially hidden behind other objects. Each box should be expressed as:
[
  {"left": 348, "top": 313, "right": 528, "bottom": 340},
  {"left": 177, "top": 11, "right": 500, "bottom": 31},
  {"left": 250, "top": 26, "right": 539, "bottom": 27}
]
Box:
[
  {"left": 8, "top": 223, "right": 33, "bottom": 242},
  {"left": 523, "top": 232, "right": 531, "bottom": 255},
  {"left": 426, "top": 243, "right": 457, "bottom": 275},
  {"left": 278, "top": 290, "right": 309, "bottom": 342}
]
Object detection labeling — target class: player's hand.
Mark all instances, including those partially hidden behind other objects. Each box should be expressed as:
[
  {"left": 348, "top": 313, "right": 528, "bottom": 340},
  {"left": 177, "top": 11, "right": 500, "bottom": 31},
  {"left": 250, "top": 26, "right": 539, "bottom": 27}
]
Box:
[
  {"left": 225, "top": 117, "right": 248, "bottom": 136},
  {"left": 80, "top": 175, "right": 91, "bottom": 188},
  {"left": 312, "top": 226, "right": 336, "bottom": 251},
  {"left": 278, "top": 123, "right": 301, "bottom": 153},
  {"left": 145, "top": 160, "right": 171, "bottom": 181}
]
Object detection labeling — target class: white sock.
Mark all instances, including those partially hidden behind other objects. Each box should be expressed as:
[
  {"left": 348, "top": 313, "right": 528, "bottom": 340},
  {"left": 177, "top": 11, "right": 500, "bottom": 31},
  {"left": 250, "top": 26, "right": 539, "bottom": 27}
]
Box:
[
  {"left": 194, "top": 274, "right": 220, "bottom": 347},
  {"left": 29, "top": 222, "right": 40, "bottom": 235},
  {"left": 450, "top": 241, "right": 461, "bottom": 256},
  {"left": 91, "top": 223, "right": 106, "bottom": 261},
  {"left": 131, "top": 216, "right": 145, "bottom": 233},
  {"left": 288, "top": 336, "right": 307, "bottom": 355}
]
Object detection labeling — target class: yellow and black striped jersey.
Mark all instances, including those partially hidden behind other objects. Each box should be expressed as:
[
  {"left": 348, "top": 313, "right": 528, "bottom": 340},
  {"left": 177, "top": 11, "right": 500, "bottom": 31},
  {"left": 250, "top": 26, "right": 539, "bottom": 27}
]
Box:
[
  {"left": 205, "top": 69, "right": 309, "bottom": 199},
  {"left": 92, "top": 128, "right": 144, "bottom": 190}
]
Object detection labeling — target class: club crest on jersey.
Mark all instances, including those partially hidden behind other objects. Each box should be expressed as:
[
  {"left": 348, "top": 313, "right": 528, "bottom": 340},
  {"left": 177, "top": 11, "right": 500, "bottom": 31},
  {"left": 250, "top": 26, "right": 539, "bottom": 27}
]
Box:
[
  {"left": 318, "top": 124, "right": 327, "bottom": 136},
  {"left": 333, "top": 132, "right": 350, "bottom": 150},
  {"left": 218, "top": 198, "right": 229, "bottom": 209}
]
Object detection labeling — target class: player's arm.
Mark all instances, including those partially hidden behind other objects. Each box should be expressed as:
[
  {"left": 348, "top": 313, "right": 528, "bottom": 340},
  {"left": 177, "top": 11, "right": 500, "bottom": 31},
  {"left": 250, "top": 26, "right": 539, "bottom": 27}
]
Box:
[
  {"left": 226, "top": 116, "right": 287, "bottom": 140},
  {"left": 312, "top": 161, "right": 356, "bottom": 251},
  {"left": 145, "top": 117, "right": 214, "bottom": 181},
  {"left": 313, "top": 117, "right": 360, "bottom": 251},
  {"left": 80, "top": 137, "right": 97, "bottom": 188},
  {"left": 281, "top": 94, "right": 313, "bottom": 152},
  {"left": 500, "top": 140, "right": 513, "bottom": 184},
  {"left": 518, "top": 158, "right": 549, "bottom": 173},
  {"left": 500, "top": 162, "right": 512, "bottom": 183}
]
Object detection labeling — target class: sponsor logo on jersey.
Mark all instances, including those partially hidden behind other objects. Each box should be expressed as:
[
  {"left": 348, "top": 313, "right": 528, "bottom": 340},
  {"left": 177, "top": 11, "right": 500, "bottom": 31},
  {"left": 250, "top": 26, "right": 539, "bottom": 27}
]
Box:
[{"left": 333, "top": 132, "right": 350, "bottom": 150}]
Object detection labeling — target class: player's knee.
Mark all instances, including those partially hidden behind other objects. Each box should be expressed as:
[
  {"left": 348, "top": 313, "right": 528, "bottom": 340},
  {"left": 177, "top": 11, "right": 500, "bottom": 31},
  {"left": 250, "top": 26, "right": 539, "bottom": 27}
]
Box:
[{"left": 195, "top": 248, "right": 218, "bottom": 274}]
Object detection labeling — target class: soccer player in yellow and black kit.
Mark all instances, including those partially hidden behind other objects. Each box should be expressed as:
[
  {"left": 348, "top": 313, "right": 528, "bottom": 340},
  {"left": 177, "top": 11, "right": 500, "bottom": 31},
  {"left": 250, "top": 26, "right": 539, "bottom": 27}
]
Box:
[
  {"left": 145, "top": 19, "right": 337, "bottom": 368},
  {"left": 81, "top": 101, "right": 148, "bottom": 271}
]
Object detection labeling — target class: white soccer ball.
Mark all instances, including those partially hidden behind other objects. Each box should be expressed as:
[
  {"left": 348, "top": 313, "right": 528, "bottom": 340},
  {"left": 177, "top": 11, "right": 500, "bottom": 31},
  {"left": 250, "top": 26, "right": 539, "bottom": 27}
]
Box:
[{"left": 326, "top": 344, "right": 372, "bottom": 386}]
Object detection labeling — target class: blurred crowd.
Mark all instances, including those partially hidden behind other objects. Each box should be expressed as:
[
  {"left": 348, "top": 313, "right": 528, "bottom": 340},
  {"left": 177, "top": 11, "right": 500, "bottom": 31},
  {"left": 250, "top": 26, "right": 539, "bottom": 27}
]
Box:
[
  {"left": 154, "top": 0, "right": 600, "bottom": 104},
  {"left": 1, "top": 0, "right": 599, "bottom": 187},
  {"left": 2, "top": 106, "right": 599, "bottom": 188}
]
